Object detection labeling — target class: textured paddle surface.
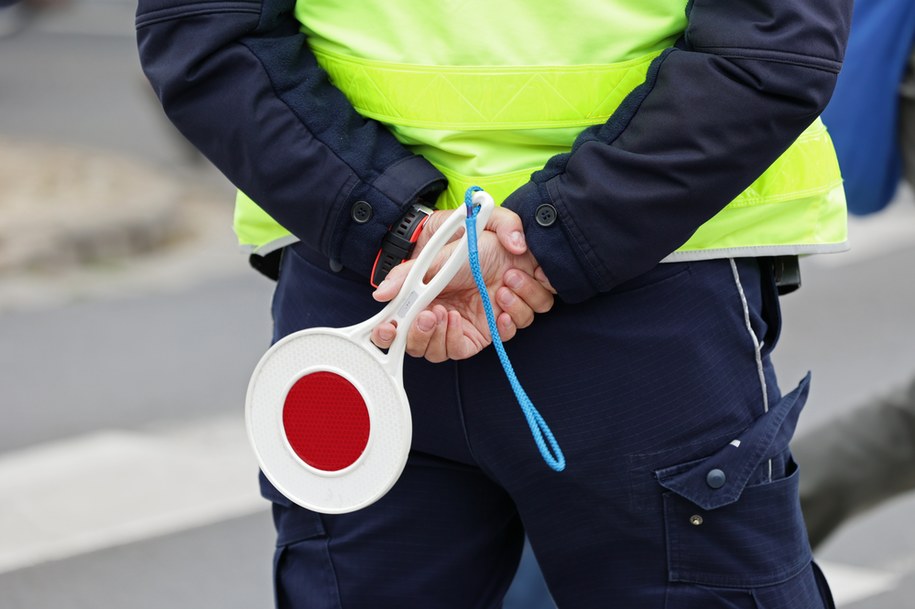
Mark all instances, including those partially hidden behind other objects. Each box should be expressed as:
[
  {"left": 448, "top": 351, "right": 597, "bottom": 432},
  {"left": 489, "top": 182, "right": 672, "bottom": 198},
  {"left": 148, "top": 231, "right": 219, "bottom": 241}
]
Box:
[{"left": 283, "top": 371, "right": 371, "bottom": 472}]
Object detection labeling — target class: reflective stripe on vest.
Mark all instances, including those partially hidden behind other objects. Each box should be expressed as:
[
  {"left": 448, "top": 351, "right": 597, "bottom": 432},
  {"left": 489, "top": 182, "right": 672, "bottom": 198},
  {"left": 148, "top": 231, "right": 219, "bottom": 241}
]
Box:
[{"left": 235, "top": 42, "right": 846, "bottom": 257}]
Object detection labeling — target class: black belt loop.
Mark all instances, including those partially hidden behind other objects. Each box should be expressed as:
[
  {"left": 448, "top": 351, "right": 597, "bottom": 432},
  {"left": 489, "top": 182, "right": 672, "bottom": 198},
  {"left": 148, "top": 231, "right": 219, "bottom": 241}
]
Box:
[{"left": 773, "top": 255, "right": 801, "bottom": 295}]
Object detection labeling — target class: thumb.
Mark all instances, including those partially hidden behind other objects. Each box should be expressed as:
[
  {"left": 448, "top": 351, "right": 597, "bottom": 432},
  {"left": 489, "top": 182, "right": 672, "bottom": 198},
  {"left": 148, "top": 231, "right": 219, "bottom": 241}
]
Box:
[{"left": 485, "top": 207, "right": 527, "bottom": 255}]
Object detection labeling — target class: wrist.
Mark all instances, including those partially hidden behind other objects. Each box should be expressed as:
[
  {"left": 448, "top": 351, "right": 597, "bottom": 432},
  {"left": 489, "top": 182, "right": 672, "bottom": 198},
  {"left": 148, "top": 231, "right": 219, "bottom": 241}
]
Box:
[{"left": 370, "top": 203, "right": 434, "bottom": 287}]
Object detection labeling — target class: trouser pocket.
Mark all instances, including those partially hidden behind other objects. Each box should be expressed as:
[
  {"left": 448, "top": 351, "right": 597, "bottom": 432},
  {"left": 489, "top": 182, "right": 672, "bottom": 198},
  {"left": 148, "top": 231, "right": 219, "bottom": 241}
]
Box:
[
  {"left": 662, "top": 463, "right": 837, "bottom": 609},
  {"left": 268, "top": 487, "right": 342, "bottom": 609},
  {"left": 664, "top": 463, "right": 810, "bottom": 587},
  {"left": 656, "top": 375, "right": 835, "bottom": 608},
  {"left": 274, "top": 535, "right": 341, "bottom": 609}
]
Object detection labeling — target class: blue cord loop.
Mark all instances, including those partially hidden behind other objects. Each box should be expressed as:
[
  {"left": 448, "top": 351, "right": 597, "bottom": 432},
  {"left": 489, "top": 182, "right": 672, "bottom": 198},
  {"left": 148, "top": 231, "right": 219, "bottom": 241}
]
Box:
[{"left": 463, "top": 186, "right": 566, "bottom": 472}]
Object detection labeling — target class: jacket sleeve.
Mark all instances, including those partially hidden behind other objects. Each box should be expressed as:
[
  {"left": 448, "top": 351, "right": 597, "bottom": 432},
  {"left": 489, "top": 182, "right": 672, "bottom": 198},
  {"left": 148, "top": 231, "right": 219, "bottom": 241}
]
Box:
[
  {"left": 502, "top": 0, "right": 853, "bottom": 303},
  {"left": 135, "top": 0, "right": 446, "bottom": 277}
]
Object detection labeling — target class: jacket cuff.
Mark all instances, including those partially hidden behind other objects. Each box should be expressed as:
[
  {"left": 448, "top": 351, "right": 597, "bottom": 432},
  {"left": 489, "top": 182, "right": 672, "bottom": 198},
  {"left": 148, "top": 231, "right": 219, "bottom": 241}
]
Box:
[
  {"left": 502, "top": 180, "right": 601, "bottom": 304},
  {"left": 333, "top": 155, "right": 446, "bottom": 278}
]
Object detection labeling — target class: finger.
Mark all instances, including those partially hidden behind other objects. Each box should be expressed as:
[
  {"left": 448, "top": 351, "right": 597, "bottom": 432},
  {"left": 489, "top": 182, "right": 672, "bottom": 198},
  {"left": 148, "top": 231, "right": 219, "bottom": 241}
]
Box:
[
  {"left": 404, "top": 309, "right": 438, "bottom": 359},
  {"left": 417, "top": 306, "right": 450, "bottom": 363},
  {"left": 370, "top": 321, "right": 398, "bottom": 350},
  {"left": 444, "top": 309, "right": 476, "bottom": 360},
  {"left": 497, "top": 311, "right": 517, "bottom": 342},
  {"left": 503, "top": 268, "right": 555, "bottom": 315},
  {"left": 496, "top": 285, "right": 535, "bottom": 330},
  {"left": 486, "top": 207, "right": 527, "bottom": 255}
]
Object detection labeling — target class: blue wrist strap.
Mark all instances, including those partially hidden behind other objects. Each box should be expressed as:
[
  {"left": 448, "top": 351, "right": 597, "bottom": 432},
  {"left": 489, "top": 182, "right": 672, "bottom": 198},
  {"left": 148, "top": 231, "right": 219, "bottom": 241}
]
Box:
[{"left": 463, "top": 186, "right": 565, "bottom": 472}]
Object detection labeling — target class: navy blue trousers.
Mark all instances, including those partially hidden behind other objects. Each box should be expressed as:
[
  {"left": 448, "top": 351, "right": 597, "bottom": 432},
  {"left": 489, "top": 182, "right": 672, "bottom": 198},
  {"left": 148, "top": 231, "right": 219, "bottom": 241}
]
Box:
[{"left": 263, "top": 243, "right": 834, "bottom": 609}]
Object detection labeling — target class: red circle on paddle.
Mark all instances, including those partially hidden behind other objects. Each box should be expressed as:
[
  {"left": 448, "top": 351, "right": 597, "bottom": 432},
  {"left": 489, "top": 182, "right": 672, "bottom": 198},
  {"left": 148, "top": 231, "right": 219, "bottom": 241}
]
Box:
[{"left": 282, "top": 371, "right": 370, "bottom": 472}]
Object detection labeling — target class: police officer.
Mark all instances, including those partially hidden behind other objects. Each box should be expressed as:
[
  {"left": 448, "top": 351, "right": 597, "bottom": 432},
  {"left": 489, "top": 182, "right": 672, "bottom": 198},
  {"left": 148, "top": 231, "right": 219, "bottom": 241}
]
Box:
[{"left": 137, "top": 0, "right": 851, "bottom": 606}]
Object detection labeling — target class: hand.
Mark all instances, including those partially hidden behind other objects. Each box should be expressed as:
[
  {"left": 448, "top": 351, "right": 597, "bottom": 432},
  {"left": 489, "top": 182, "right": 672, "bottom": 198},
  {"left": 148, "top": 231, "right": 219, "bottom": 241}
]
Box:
[{"left": 371, "top": 207, "right": 555, "bottom": 362}]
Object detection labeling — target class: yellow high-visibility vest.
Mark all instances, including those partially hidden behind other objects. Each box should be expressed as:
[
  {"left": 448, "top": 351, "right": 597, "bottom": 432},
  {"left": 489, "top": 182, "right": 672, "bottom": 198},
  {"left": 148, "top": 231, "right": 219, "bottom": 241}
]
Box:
[{"left": 235, "top": 0, "right": 846, "bottom": 260}]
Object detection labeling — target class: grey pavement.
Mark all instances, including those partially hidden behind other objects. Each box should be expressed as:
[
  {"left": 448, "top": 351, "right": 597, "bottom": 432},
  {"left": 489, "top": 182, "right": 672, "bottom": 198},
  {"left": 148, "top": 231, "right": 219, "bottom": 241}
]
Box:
[
  {"left": 0, "top": 512, "right": 276, "bottom": 609},
  {"left": 0, "top": 2, "right": 280, "bottom": 607},
  {"left": 2, "top": 2, "right": 915, "bottom": 608}
]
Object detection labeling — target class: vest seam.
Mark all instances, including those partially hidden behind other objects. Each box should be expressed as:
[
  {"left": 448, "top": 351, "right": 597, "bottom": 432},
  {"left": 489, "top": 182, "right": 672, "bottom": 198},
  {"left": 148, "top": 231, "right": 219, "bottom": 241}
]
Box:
[
  {"left": 313, "top": 46, "right": 662, "bottom": 130},
  {"left": 728, "top": 179, "right": 845, "bottom": 207},
  {"left": 309, "top": 41, "right": 661, "bottom": 72},
  {"left": 353, "top": 114, "right": 612, "bottom": 131},
  {"left": 353, "top": 110, "right": 830, "bottom": 140}
]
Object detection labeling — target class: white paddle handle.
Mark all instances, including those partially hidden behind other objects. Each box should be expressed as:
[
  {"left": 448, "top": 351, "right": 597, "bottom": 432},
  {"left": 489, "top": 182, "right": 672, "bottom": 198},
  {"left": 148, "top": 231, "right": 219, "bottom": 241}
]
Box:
[{"left": 347, "top": 192, "right": 495, "bottom": 376}]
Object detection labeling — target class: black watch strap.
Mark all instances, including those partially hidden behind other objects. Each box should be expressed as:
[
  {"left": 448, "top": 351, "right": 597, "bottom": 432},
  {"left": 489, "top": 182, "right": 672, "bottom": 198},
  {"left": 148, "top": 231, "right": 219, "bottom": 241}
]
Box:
[{"left": 371, "top": 204, "right": 433, "bottom": 287}]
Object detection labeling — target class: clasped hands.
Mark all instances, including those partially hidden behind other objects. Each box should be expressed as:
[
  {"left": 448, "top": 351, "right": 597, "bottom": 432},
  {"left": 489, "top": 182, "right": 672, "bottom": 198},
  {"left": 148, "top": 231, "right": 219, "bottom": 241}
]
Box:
[{"left": 371, "top": 207, "right": 555, "bottom": 362}]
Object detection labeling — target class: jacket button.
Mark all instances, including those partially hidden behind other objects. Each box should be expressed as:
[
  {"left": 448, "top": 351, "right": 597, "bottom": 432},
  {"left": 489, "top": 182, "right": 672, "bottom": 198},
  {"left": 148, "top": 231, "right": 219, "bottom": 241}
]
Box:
[
  {"left": 351, "top": 201, "right": 373, "bottom": 223},
  {"left": 706, "top": 468, "right": 727, "bottom": 489},
  {"left": 535, "top": 204, "right": 557, "bottom": 227}
]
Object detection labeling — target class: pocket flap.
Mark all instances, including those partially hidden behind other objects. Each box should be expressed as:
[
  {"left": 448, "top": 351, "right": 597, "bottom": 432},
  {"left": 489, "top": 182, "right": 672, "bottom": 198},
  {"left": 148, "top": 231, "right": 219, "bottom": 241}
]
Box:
[{"left": 655, "top": 373, "right": 810, "bottom": 510}]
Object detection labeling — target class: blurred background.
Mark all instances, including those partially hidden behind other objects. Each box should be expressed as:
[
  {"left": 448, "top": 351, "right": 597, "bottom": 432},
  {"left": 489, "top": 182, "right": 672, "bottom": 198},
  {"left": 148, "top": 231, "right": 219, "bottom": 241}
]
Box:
[{"left": 1, "top": 1, "right": 914, "bottom": 607}]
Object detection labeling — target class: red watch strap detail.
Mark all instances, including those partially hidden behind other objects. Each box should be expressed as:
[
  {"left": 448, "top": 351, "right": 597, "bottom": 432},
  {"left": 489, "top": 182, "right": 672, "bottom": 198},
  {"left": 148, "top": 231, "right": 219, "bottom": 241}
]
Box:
[{"left": 370, "top": 206, "right": 431, "bottom": 288}]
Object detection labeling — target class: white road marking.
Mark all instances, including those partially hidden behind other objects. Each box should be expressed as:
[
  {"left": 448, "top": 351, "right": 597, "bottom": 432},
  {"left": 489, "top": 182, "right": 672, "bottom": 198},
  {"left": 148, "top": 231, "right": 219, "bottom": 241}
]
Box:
[
  {"left": 818, "top": 561, "right": 902, "bottom": 607},
  {"left": 0, "top": 415, "right": 910, "bottom": 609},
  {"left": 0, "top": 415, "right": 266, "bottom": 574}
]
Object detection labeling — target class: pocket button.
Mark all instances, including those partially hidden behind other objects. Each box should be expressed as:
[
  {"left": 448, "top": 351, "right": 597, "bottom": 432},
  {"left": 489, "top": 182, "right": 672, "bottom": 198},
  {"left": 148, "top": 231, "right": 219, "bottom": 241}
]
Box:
[{"left": 706, "top": 468, "right": 727, "bottom": 489}]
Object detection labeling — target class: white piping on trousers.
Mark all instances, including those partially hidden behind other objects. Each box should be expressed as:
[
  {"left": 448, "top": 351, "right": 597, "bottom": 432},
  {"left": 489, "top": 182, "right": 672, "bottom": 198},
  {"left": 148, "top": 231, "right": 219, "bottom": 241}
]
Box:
[{"left": 729, "top": 258, "right": 773, "bottom": 482}]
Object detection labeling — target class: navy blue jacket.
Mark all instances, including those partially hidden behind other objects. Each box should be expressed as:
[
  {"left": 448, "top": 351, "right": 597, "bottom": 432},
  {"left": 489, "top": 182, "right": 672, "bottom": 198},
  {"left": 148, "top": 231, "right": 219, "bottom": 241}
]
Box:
[{"left": 136, "top": 0, "right": 851, "bottom": 303}]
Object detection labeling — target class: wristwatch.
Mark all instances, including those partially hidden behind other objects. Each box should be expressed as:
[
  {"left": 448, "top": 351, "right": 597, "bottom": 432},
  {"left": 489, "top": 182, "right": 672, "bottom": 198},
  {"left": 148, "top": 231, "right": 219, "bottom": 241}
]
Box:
[{"left": 370, "top": 203, "right": 434, "bottom": 287}]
